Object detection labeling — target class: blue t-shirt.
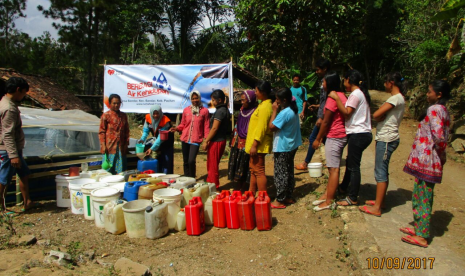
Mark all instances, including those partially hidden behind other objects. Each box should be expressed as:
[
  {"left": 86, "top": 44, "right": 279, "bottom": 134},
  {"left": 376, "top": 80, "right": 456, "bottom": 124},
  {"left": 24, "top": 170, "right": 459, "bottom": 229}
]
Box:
[
  {"left": 272, "top": 107, "right": 302, "bottom": 152},
  {"left": 290, "top": 86, "right": 307, "bottom": 114}
]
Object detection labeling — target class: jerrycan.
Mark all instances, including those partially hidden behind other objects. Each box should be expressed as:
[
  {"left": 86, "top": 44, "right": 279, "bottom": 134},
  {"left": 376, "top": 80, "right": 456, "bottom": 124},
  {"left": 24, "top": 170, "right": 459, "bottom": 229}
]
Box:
[
  {"left": 183, "top": 183, "right": 209, "bottom": 206},
  {"left": 145, "top": 200, "right": 169, "bottom": 239},
  {"left": 123, "top": 181, "right": 147, "bottom": 201},
  {"left": 255, "top": 191, "right": 272, "bottom": 231},
  {"left": 213, "top": 190, "right": 230, "bottom": 228},
  {"left": 185, "top": 197, "right": 205, "bottom": 236},
  {"left": 104, "top": 199, "right": 126, "bottom": 235},
  {"left": 138, "top": 182, "right": 168, "bottom": 200},
  {"left": 238, "top": 191, "right": 255, "bottom": 231},
  {"left": 175, "top": 209, "right": 186, "bottom": 231},
  {"left": 128, "top": 174, "right": 150, "bottom": 182},
  {"left": 137, "top": 159, "right": 158, "bottom": 173},
  {"left": 204, "top": 194, "right": 217, "bottom": 226},
  {"left": 224, "top": 191, "right": 242, "bottom": 229}
]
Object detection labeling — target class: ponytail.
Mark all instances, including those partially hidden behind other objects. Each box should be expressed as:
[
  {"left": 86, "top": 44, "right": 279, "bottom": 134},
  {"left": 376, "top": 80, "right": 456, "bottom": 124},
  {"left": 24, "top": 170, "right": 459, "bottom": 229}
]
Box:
[
  {"left": 276, "top": 88, "right": 298, "bottom": 114},
  {"left": 344, "top": 70, "right": 371, "bottom": 105},
  {"left": 385, "top": 72, "right": 408, "bottom": 96}
]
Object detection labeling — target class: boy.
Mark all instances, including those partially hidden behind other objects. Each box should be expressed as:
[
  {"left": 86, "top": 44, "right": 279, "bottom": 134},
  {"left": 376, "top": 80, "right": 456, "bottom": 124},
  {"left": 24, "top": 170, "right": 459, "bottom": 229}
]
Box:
[
  {"left": 289, "top": 74, "right": 307, "bottom": 123},
  {"left": 0, "top": 77, "right": 34, "bottom": 213}
]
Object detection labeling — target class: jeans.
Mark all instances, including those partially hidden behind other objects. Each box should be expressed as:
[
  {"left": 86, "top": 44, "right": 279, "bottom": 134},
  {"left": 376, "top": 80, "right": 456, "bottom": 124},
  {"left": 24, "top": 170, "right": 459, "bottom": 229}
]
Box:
[
  {"left": 181, "top": 142, "right": 200, "bottom": 177},
  {"left": 340, "top": 132, "right": 373, "bottom": 202},
  {"left": 374, "top": 139, "right": 399, "bottom": 182},
  {"left": 305, "top": 125, "right": 320, "bottom": 163}
]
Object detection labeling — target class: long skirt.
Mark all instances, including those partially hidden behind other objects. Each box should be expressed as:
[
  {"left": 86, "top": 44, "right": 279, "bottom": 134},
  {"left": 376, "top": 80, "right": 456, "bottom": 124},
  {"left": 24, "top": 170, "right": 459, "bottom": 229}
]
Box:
[
  {"left": 228, "top": 137, "right": 250, "bottom": 184},
  {"left": 105, "top": 145, "right": 127, "bottom": 174}
]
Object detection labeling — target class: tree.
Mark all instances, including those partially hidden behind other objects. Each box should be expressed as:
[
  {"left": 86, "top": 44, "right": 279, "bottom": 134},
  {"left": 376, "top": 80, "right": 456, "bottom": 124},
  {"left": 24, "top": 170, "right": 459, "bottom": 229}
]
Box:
[{"left": 0, "top": 0, "right": 26, "bottom": 52}]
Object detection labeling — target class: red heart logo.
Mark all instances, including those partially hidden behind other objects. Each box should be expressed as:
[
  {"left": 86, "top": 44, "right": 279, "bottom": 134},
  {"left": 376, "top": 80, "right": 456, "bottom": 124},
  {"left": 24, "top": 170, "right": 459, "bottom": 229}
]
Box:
[{"left": 108, "top": 69, "right": 115, "bottom": 75}]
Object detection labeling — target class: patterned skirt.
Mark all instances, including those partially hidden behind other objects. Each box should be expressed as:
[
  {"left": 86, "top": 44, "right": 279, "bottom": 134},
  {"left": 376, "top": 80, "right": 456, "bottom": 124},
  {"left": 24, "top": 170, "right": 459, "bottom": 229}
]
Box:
[{"left": 228, "top": 137, "right": 251, "bottom": 183}]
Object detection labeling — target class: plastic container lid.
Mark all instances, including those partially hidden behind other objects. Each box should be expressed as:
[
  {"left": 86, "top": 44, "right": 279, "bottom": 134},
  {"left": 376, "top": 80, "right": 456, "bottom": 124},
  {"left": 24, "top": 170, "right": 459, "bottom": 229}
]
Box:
[
  {"left": 108, "top": 182, "right": 126, "bottom": 192},
  {"left": 308, "top": 163, "right": 323, "bottom": 167},
  {"left": 81, "top": 182, "right": 108, "bottom": 193},
  {"left": 100, "top": 175, "right": 125, "bottom": 183},
  {"left": 91, "top": 187, "right": 120, "bottom": 198},
  {"left": 69, "top": 178, "right": 96, "bottom": 186},
  {"left": 56, "top": 174, "right": 80, "bottom": 180},
  {"left": 69, "top": 183, "right": 84, "bottom": 190}
]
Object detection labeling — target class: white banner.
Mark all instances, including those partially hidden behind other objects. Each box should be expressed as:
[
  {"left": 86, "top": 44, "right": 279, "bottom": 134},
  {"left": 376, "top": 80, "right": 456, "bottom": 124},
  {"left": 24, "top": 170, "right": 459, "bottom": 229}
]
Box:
[{"left": 103, "top": 63, "right": 233, "bottom": 113}]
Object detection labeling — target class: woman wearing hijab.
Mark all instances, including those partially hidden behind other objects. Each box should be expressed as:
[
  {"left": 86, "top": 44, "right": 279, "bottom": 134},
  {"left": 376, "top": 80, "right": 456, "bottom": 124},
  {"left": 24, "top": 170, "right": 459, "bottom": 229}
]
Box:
[
  {"left": 228, "top": 90, "right": 257, "bottom": 191},
  {"left": 172, "top": 91, "right": 210, "bottom": 177},
  {"left": 139, "top": 105, "right": 174, "bottom": 174}
]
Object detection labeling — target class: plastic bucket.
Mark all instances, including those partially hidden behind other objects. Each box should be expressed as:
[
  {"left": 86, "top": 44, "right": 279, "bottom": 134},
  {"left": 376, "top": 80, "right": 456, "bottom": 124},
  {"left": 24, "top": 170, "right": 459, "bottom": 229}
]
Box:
[
  {"left": 55, "top": 174, "right": 80, "bottom": 208},
  {"left": 68, "top": 179, "right": 95, "bottom": 215},
  {"left": 100, "top": 175, "right": 125, "bottom": 183},
  {"left": 159, "top": 130, "right": 169, "bottom": 141},
  {"left": 91, "top": 187, "right": 121, "bottom": 228},
  {"left": 69, "top": 166, "right": 80, "bottom": 177},
  {"left": 308, "top": 163, "right": 323, "bottom": 178},
  {"left": 122, "top": 199, "right": 152, "bottom": 238},
  {"left": 135, "top": 144, "right": 145, "bottom": 153},
  {"left": 81, "top": 182, "right": 109, "bottom": 220},
  {"left": 153, "top": 188, "right": 182, "bottom": 230}
]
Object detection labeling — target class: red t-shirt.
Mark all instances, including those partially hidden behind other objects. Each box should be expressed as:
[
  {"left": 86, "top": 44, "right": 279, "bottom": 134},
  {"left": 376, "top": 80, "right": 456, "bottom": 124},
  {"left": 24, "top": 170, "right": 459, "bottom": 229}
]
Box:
[{"left": 324, "top": 92, "right": 347, "bottom": 138}]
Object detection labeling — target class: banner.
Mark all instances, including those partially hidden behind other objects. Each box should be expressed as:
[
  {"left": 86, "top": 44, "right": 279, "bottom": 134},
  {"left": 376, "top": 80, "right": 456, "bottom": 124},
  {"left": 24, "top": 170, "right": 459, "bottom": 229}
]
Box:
[{"left": 103, "top": 63, "right": 233, "bottom": 113}]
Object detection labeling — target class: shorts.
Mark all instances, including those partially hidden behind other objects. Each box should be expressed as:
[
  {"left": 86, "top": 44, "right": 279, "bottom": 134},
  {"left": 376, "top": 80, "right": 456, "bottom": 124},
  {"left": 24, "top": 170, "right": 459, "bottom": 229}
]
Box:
[
  {"left": 325, "top": 137, "right": 347, "bottom": 168},
  {"left": 0, "top": 150, "right": 31, "bottom": 186},
  {"left": 374, "top": 140, "right": 399, "bottom": 182}
]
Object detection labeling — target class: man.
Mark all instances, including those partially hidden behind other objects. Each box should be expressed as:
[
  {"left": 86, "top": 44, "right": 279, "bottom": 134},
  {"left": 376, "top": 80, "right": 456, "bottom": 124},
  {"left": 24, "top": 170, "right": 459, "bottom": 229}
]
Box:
[
  {"left": 295, "top": 58, "right": 331, "bottom": 170},
  {"left": 0, "top": 77, "right": 34, "bottom": 213},
  {"left": 289, "top": 74, "right": 307, "bottom": 123}
]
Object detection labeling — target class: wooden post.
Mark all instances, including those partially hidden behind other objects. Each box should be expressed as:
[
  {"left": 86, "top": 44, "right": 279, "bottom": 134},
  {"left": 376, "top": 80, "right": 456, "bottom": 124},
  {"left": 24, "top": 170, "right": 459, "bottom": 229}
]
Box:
[{"left": 15, "top": 174, "right": 21, "bottom": 205}]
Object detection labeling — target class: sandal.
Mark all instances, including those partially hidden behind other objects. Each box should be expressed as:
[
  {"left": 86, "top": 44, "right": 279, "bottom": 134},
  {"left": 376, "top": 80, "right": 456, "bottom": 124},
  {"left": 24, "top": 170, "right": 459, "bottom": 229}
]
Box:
[
  {"left": 21, "top": 202, "right": 40, "bottom": 212},
  {"left": 271, "top": 203, "right": 286, "bottom": 209},
  {"left": 313, "top": 202, "right": 336, "bottom": 212},
  {"left": 358, "top": 205, "right": 381, "bottom": 217},
  {"left": 365, "top": 200, "right": 386, "bottom": 209},
  {"left": 401, "top": 235, "right": 428, "bottom": 248},
  {"left": 337, "top": 196, "right": 358, "bottom": 206},
  {"left": 399, "top": 227, "right": 416, "bottom": 236},
  {"left": 294, "top": 163, "right": 308, "bottom": 171}
]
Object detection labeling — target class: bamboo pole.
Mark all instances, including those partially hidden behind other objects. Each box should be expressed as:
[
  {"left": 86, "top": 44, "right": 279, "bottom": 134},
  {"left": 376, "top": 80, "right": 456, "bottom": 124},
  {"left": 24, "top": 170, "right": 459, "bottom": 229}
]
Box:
[{"left": 15, "top": 174, "right": 21, "bottom": 205}]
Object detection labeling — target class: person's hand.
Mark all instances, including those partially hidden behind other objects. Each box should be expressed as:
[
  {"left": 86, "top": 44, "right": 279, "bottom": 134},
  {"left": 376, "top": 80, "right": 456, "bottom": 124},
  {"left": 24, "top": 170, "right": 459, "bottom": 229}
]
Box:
[
  {"left": 315, "top": 118, "right": 322, "bottom": 128},
  {"left": 202, "top": 141, "right": 209, "bottom": 151},
  {"left": 377, "top": 114, "right": 387, "bottom": 122},
  {"left": 137, "top": 139, "right": 144, "bottom": 144},
  {"left": 272, "top": 100, "right": 280, "bottom": 112},
  {"left": 308, "top": 104, "right": 318, "bottom": 111},
  {"left": 312, "top": 140, "right": 321, "bottom": 150},
  {"left": 10, "top": 157, "right": 21, "bottom": 169},
  {"left": 145, "top": 149, "right": 152, "bottom": 156},
  {"left": 249, "top": 145, "right": 257, "bottom": 157},
  {"left": 328, "top": 91, "right": 338, "bottom": 100},
  {"left": 299, "top": 112, "right": 305, "bottom": 120},
  {"left": 169, "top": 127, "right": 177, "bottom": 133}
]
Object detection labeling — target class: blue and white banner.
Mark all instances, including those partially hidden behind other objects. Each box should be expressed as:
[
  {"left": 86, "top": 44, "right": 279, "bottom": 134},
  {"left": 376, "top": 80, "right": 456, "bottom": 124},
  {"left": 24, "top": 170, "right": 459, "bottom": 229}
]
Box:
[{"left": 103, "top": 63, "right": 233, "bottom": 113}]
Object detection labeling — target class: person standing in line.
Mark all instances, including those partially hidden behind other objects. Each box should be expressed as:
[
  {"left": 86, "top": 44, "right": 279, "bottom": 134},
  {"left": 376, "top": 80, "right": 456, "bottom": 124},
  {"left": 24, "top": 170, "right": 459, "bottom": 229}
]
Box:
[
  {"left": 295, "top": 58, "right": 331, "bottom": 170},
  {"left": 359, "top": 72, "right": 406, "bottom": 217},
  {"left": 245, "top": 81, "right": 273, "bottom": 195},
  {"left": 290, "top": 74, "right": 307, "bottom": 124},
  {"left": 400, "top": 80, "right": 450, "bottom": 248}
]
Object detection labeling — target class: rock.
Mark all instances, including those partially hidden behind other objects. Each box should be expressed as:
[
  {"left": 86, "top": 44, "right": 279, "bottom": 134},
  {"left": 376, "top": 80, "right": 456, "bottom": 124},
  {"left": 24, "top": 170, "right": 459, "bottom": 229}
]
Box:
[
  {"left": 451, "top": 138, "right": 465, "bottom": 152},
  {"left": 84, "top": 250, "right": 95, "bottom": 261},
  {"left": 455, "top": 125, "right": 465, "bottom": 135},
  {"left": 96, "top": 258, "right": 113, "bottom": 268},
  {"left": 37, "top": 239, "right": 51, "bottom": 246},
  {"left": 452, "top": 118, "right": 465, "bottom": 134},
  {"left": 18, "top": 235, "right": 37, "bottom": 246},
  {"left": 44, "top": 250, "right": 72, "bottom": 267},
  {"left": 114, "top": 257, "right": 151, "bottom": 276}
]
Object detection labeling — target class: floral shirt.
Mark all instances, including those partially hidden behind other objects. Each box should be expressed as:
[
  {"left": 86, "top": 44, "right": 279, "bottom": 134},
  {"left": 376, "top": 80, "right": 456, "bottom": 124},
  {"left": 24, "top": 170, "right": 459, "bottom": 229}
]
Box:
[
  {"left": 99, "top": 110, "right": 130, "bottom": 154},
  {"left": 403, "top": 104, "right": 450, "bottom": 183}
]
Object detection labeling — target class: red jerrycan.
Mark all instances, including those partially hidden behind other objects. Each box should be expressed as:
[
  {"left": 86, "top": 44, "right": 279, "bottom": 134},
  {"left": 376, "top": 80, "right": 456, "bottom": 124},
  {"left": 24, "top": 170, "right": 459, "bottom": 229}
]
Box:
[
  {"left": 185, "top": 196, "right": 205, "bottom": 235},
  {"left": 224, "top": 191, "right": 242, "bottom": 229},
  {"left": 255, "top": 191, "right": 272, "bottom": 231},
  {"left": 213, "top": 190, "right": 230, "bottom": 228},
  {"left": 237, "top": 191, "right": 255, "bottom": 230}
]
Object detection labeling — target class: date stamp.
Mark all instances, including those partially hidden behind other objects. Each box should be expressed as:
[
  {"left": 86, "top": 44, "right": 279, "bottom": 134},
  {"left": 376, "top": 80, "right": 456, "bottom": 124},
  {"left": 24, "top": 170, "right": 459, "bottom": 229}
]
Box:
[{"left": 366, "top": 257, "right": 435, "bottom": 269}]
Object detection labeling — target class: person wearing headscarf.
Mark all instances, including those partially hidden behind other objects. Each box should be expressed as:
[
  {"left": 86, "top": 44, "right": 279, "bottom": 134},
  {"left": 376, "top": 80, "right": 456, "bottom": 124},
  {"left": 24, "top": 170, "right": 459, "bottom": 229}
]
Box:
[
  {"left": 172, "top": 91, "right": 210, "bottom": 177},
  {"left": 139, "top": 105, "right": 174, "bottom": 174},
  {"left": 228, "top": 90, "right": 257, "bottom": 191}
]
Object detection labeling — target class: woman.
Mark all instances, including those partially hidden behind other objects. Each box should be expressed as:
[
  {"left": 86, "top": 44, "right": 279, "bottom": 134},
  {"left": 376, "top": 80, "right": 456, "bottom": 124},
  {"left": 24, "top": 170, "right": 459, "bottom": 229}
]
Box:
[
  {"left": 400, "top": 80, "right": 450, "bottom": 248},
  {"left": 139, "top": 105, "right": 174, "bottom": 174},
  {"left": 269, "top": 88, "right": 302, "bottom": 208},
  {"left": 245, "top": 81, "right": 273, "bottom": 195},
  {"left": 172, "top": 91, "right": 209, "bottom": 177},
  {"left": 228, "top": 90, "right": 257, "bottom": 191},
  {"left": 203, "top": 90, "right": 230, "bottom": 188},
  {"left": 312, "top": 71, "right": 348, "bottom": 211},
  {"left": 99, "top": 94, "right": 130, "bottom": 174},
  {"left": 328, "top": 69, "right": 372, "bottom": 206}
]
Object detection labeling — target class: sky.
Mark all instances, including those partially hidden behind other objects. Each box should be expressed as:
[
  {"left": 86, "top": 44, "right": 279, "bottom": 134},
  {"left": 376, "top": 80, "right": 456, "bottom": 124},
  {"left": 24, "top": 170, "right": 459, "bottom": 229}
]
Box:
[{"left": 14, "top": 0, "right": 59, "bottom": 39}]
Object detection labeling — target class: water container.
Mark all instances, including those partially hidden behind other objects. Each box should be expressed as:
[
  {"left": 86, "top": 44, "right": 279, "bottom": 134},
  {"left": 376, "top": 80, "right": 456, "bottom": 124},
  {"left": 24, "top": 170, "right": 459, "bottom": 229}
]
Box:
[
  {"left": 255, "top": 191, "right": 272, "bottom": 231},
  {"left": 175, "top": 209, "right": 186, "bottom": 231},
  {"left": 171, "top": 177, "right": 196, "bottom": 190},
  {"left": 100, "top": 175, "right": 125, "bottom": 184},
  {"left": 140, "top": 177, "right": 162, "bottom": 185},
  {"left": 185, "top": 197, "right": 205, "bottom": 236},
  {"left": 122, "top": 199, "right": 152, "bottom": 238},
  {"left": 159, "top": 174, "right": 181, "bottom": 184},
  {"left": 207, "top": 183, "right": 217, "bottom": 195},
  {"left": 81, "top": 182, "right": 108, "bottom": 220},
  {"left": 128, "top": 174, "right": 150, "bottom": 182},
  {"left": 69, "top": 166, "right": 80, "bottom": 177},
  {"left": 104, "top": 199, "right": 126, "bottom": 235},
  {"left": 69, "top": 178, "right": 96, "bottom": 215},
  {"left": 145, "top": 200, "right": 169, "bottom": 239},
  {"left": 213, "top": 190, "right": 230, "bottom": 228},
  {"left": 224, "top": 191, "right": 242, "bottom": 229},
  {"left": 153, "top": 188, "right": 182, "bottom": 230},
  {"left": 137, "top": 159, "right": 158, "bottom": 173},
  {"left": 204, "top": 194, "right": 216, "bottom": 226},
  {"left": 55, "top": 174, "right": 80, "bottom": 208},
  {"left": 91, "top": 187, "right": 121, "bottom": 228},
  {"left": 159, "top": 130, "right": 169, "bottom": 141},
  {"left": 183, "top": 184, "right": 209, "bottom": 206},
  {"left": 138, "top": 182, "right": 168, "bottom": 200},
  {"left": 308, "top": 163, "right": 323, "bottom": 178},
  {"left": 238, "top": 191, "right": 255, "bottom": 231},
  {"left": 123, "top": 181, "right": 147, "bottom": 201},
  {"left": 90, "top": 169, "right": 112, "bottom": 181},
  {"left": 119, "top": 169, "right": 139, "bottom": 182}
]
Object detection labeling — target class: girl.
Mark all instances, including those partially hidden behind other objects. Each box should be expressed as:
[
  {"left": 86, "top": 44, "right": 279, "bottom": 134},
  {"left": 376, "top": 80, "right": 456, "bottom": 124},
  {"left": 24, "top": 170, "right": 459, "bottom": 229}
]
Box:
[
  {"left": 359, "top": 72, "right": 406, "bottom": 216},
  {"left": 400, "top": 80, "right": 450, "bottom": 248},
  {"left": 203, "top": 90, "right": 230, "bottom": 188},
  {"left": 99, "top": 94, "right": 130, "bottom": 174},
  {"left": 311, "top": 71, "right": 348, "bottom": 211},
  {"left": 228, "top": 90, "right": 257, "bottom": 191},
  {"left": 269, "top": 88, "right": 302, "bottom": 208},
  {"left": 172, "top": 91, "right": 209, "bottom": 177},
  {"left": 139, "top": 105, "right": 174, "bottom": 174},
  {"left": 328, "top": 69, "right": 372, "bottom": 206},
  {"left": 245, "top": 81, "right": 273, "bottom": 195}
]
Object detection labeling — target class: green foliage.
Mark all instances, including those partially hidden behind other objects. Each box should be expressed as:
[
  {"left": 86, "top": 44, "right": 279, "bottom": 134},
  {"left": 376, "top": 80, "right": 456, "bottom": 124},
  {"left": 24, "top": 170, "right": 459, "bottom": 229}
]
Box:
[
  {"left": 432, "top": 0, "right": 465, "bottom": 21},
  {"left": 0, "top": 212, "right": 16, "bottom": 236}
]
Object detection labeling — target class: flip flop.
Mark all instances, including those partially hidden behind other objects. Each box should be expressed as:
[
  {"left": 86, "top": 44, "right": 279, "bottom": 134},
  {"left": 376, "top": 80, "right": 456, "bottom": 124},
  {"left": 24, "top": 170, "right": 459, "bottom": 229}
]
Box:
[
  {"left": 365, "top": 200, "right": 386, "bottom": 209},
  {"left": 1, "top": 211, "right": 18, "bottom": 217},
  {"left": 21, "top": 202, "right": 40, "bottom": 212},
  {"left": 312, "top": 199, "right": 326, "bottom": 206},
  {"left": 271, "top": 203, "right": 286, "bottom": 209},
  {"left": 313, "top": 203, "right": 336, "bottom": 212},
  {"left": 337, "top": 196, "right": 358, "bottom": 206},
  {"left": 401, "top": 235, "right": 428, "bottom": 248},
  {"left": 358, "top": 205, "right": 381, "bottom": 217},
  {"left": 399, "top": 227, "right": 416, "bottom": 236}
]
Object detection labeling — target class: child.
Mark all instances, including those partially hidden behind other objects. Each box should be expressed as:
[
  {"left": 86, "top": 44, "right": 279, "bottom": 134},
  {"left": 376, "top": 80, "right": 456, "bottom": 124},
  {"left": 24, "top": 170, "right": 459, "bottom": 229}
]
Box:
[
  {"left": 0, "top": 77, "right": 35, "bottom": 213},
  {"left": 359, "top": 72, "right": 406, "bottom": 216},
  {"left": 203, "top": 90, "right": 230, "bottom": 188},
  {"left": 311, "top": 71, "right": 348, "bottom": 211},
  {"left": 400, "top": 80, "right": 450, "bottom": 248},
  {"left": 269, "top": 88, "right": 302, "bottom": 208}
]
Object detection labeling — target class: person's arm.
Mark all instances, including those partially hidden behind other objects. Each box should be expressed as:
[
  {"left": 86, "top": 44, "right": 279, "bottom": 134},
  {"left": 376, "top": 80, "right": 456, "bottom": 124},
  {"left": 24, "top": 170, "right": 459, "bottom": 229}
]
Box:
[
  {"left": 140, "top": 120, "right": 151, "bottom": 141},
  {"left": 312, "top": 109, "right": 334, "bottom": 149},
  {"left": 174, "top": 109, "right": 187, "bottom": 132},
  {"left": 373, "top": 102, "right": 394, "bottom": 122},
  {"left": 124, "top": 114, "right": 130, "bottom": 154},
  {"left": 203, "top": 109, "right": 210, "bottom": 139},
  {"left": 308, "top": 104, "right": 320, "bottom": 111},
  {"left": 2, "top": 110, "right": 20, "bottom": 168},
  {"left": 429, "top": 106, "right": 449, "bottom": 165},
  {"left": 202, "top": 120, "right": 220, "bottom": 151},
  {"left": 300, "top": 101, "right": 308, "bottom": 120},
  {"left": 98, "top": 114, "right": 107, "bottom": 154},
  {"left": 268, "top": 101, "right": 280, "bottom": 132},
  {"left": 146, "top": 123, "right": 172, "bottom": 155},
  {"left": 328, "top": 91, "right": 355, "bottom": 119}
]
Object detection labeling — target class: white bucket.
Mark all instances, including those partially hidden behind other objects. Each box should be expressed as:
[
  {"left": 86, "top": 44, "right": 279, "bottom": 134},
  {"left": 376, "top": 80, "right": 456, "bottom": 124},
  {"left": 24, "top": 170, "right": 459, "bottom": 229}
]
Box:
[
  {"left": 90, "top": 170, "right": 112, "bottom": 181},
  {"left": 100, "top": 175, "right": 125, "bottom": 183},
  {"left": 122, "top": 199, "right": 152, "bottom": 238},
  {"left": 81, "top": 182, "right": 108, "bottom": 220},
  {"left": 91, "top": 187, "right": 121, "bottom": 228},
  {"left": 153, "top": 188, "right": 182, "bottom": 230},
  {"left": 69, "top": 178, "right": 96, "bottom": 215},
  {"left": 107, "top": 182, "right": 126, "bottom": 193},
  {"left": 55, "top": 174, "right": 80, "bottom": 208},
  {"left": 308, "top": 163, "right": 323, "bottom": 178}
]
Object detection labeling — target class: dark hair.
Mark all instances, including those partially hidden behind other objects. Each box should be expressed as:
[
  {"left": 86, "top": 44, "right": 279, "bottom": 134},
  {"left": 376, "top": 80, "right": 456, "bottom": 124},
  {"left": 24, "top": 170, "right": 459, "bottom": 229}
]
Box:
[
  {"left": 256, "top": 80, "right": 272, "bottom": 97},
  {"left": 315, "top": 58, "right": 331, "bottom": 70},
  {"left": 211, "top": 89, "right": 225, "bottom": 102},
  {"left": 324, "top": 71, "right": 341, "bottom": 95},
  {"left": 6, "top": 77, "right": 29, "bottom": 94},
  {"left": 292, "top": 74, "right": 302, "bottom": 81},
  {"left": 431, "top": 80, "right": 451, "bottom": 105},
  {"left": 385, "top": 72, "right": 407, "bottom": 95},
  {"left": 109, "top": 94, "right": 122, "bottom": 104},
  {"left": 275, "top": 88, "right": 298, "bottom": 114},
  {"left": 344, "top": 69, "right": 371, "bottom": 105}
]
